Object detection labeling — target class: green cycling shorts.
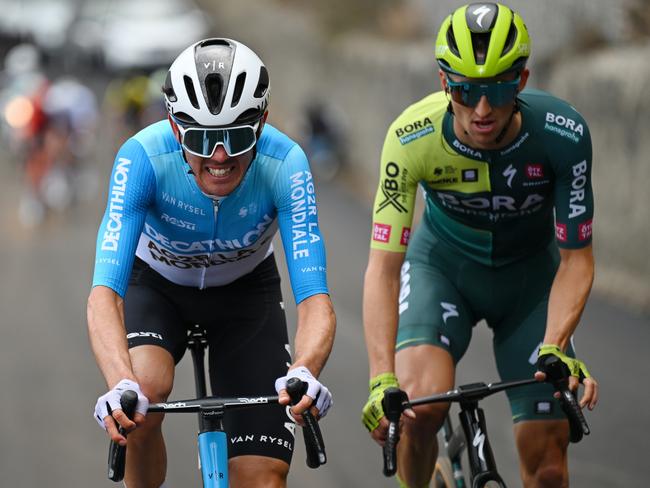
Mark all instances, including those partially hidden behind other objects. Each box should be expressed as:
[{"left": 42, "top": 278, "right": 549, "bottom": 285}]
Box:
[{"left": 396, "top": 222, "right": 575, "bottom": 422}]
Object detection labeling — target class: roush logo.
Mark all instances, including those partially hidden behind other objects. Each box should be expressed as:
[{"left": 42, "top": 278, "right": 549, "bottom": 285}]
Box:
[
  {"left": 373, "top": 223, "right": 391, "bottom": 243},
  {"left": 555, "top": 223, "right": 567, "bottom": 242},
  {"left": 578, "top": 219, "right": 593, "bottom": 241},
  {"left": 526, "top": 164, "right": 544, "bottom": 179},
  {"left": 400, "top": 227, "right": 411, "bottom": 246}
]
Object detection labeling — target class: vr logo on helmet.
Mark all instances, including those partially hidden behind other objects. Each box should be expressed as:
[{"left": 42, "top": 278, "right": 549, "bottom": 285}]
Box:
[{"left": 203, "top": 61, "right": 226, "bottom": 70}]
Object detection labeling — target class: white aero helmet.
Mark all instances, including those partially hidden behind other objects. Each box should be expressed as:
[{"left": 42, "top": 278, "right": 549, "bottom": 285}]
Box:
[{"left": 163, "top": 38, "right": 270, "bottom": 127}]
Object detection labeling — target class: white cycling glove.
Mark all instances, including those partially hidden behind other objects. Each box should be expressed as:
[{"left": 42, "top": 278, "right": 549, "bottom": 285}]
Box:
[
  {"left": 94, "top": 379, "right": 149, "bottom": 430},
  {"left": 274, "top": 366, "right": 333, "bottom": 418}
]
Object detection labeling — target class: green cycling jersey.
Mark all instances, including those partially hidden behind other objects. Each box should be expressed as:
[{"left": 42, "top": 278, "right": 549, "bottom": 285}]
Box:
[{"left": 371, "top": 88, "right": 593, "bottom": 266}]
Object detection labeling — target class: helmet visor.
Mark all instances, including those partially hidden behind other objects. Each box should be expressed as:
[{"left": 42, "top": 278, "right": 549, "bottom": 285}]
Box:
[
  {"left": 177, "top": 122, "right": 258, "bottom": 158},
  {"left": 446, "top": 76, "right": 520, "bottom": 107}
]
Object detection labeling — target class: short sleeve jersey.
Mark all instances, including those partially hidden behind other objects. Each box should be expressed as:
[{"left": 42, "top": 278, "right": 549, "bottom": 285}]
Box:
[
  {"left": 370, "top": 89, "right": 594, "bottom": 266},
  {"left": 92, "top": 120, "right": 329, "bottom": 303}
]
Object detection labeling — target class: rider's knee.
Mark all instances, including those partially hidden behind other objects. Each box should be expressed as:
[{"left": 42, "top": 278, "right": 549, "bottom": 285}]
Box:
[
  {"left": 529, "top": 464, "right": 567, "bottom": 488},
  {"left": 229, "top": 456, "right": 288, "bottom": 487},
  {"left": 403, "top": 402, "right": 449, "bottom": 434},
  {"left": 137, "top": 376, "right": 172, "bottom": 404}
]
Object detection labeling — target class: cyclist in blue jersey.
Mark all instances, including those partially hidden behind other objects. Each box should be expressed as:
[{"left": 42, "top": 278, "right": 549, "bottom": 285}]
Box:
[{"left": 88, "top": 38, "right": 336, "bottom": 488}]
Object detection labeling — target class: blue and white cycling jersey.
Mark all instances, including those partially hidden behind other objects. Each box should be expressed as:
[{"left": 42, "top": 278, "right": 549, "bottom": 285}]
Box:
[{"left": 92, "top": 120, "right": 328, "bottom": 304}]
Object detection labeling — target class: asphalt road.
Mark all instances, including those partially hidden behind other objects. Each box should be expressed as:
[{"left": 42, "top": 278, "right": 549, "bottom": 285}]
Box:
[{"left": 0, "top": 153, "right": 648, "bottom": 487}]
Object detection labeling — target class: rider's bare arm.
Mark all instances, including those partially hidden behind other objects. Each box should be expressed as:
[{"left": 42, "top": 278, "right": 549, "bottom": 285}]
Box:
[
  {"left": 87, "top": 285, "right": 135, "bottom": 387},
  {"left": 363, "top": 249, "right": 405, "bottom": 377},
  {"left": 543, "top": 245, "right": 594, "bottom": 349},
  {"left": 293, "top": 293, "right": 336, "bottom": 377}
]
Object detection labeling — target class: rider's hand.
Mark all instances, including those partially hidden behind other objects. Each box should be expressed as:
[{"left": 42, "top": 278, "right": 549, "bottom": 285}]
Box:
[
  {"left": 535, "top": 344, "right": 598, "bottom": 410},
  {"left": 361, "top": 372, "right": 415, "bottom": 446},
  {"left": 275, "top": 366, "right": 332, "bottom": 421},
  {"left": 94, "top": 379, "right": 149, "bottom": 445}
]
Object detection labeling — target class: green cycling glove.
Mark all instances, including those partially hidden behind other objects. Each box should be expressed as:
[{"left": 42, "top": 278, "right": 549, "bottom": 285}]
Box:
[
  {"left": 537, "top": 344, "right": 592, "bottom": 381},
  {"left": 362, "top": 372, "right": 399, "bottom": 432}
]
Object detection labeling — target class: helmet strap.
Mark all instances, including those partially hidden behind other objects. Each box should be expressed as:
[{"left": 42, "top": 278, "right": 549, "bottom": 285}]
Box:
[{"left": 494, "top": 99, "right": 520, "bottom": 145}]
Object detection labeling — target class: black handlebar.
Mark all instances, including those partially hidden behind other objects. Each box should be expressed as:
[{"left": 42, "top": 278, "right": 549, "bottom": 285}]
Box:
[
  {"left": 381, "top": 387, "right": 409, "bottom": 476},
  {"left": 106, "top": 380, "right": 327, "bottom": 481},
  {"left": 286, "top": 377, "right": 327, "bottom": 468},
  {"left": 107, "top": 390, "right": 138, "bottom": 482},
  {"left": 379, "top": 372, "right": 590, "bottom": 478},
  {"left": 538, "top": 354, "right": 591, "bottom": 443}
]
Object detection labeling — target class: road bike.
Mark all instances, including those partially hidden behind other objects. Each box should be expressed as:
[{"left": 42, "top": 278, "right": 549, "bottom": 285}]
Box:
[
  {"left": 381, "top": 355, "right": 590, "bottom": 487},
  {"left": 106, "top": 324, "right": 326, "bottom": 487}
]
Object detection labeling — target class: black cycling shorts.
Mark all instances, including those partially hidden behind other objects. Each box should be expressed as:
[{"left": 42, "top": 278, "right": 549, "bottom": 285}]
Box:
[{"left": 124, "top": 255, "right": 295, "bottom": 463}]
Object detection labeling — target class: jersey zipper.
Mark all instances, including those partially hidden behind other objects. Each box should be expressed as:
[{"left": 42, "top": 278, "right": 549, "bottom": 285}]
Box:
[{"left": 200, "top": 199, "right": 220, "bottom": 289}]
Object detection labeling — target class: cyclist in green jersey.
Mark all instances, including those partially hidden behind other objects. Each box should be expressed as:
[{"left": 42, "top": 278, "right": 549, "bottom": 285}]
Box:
[{"left": 361, "top": 3, "right": 598, "bottom": 487}]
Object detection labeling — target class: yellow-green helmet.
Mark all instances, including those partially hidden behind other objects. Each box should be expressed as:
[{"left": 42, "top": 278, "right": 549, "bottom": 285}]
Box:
[{"left": 435, "top": 3, "right": 530, "bottom": 78}]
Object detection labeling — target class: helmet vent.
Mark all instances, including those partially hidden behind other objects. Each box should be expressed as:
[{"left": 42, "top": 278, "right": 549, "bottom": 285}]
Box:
[
  {"left": 183, "top": 75, "right": 200, "bottom": 109},
  {"left": 471, "top": 32, "right": 490, "bottom": 65},
  {"left": 235, "top": 107, "right": 262, "bottom": 125},
  {"left": 253, "top": 67, "right": 269, "bottom": 98},
  {"left": 205, "top": 73, "right": 224, "bottom": 114},
  {"left": 173, "top": 111, "right": 197, "bottom": 125},
  {"left": 231, "top": 72, "right": 246, "bottom": 107},
  {"left": 446, "top": 28, "right": 460, "bottom": 57},
  {"left": 200, "top": 38, "right": 230, "bottom": 48},
  {"left": 162, "top": 71, "right": 177, "bottom": 102},
  {"left": 502, "top": 21, "right": 517, "bottom": 56}
]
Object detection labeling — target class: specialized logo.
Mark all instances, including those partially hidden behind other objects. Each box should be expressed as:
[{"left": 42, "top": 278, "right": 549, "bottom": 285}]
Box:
[
  {"left": 373, "top": 223, "right": 392, "bottom": 243},
  {"left": 472, "top": 5, "right": 492, "bottom": 28},
  {"left": 555, "top": 223, "right": 568, "bottom": 242},
  {"left": 526, "top": 164, "right": 544, "bottom": 179},
  {"left": 472, "top": 428, "right": 487, "bottom": 462},
  {"left": 441, "top": 302, "right": 459, "bottom": 324},
  {"left": 399, "top": 261, "right": 411, "bottom": 315},
  {"left": 462, "top": 169, "right": 479, "bottom": 182},
  {"left": 101, "top": 157, "right": 132, "bottom": 252},
  {"left": 503, "top": 164, "right": 517, "bottom": 188},
  {"left": 569, "top": 160, "right": 588, "bottom": 218},
  {"left": 544, "top": 112, "right": 584, "bottom": 143},
  {"left": 467, "top": 4, "right": 496, "bottom": 32},
  {"left": 376, "top": 162, "right": 408, "bottom": 213},
  {"left": 396, "top": 117, "right": 434, "bottom": 145},
  {"left": 578, "top": 219, "right": 593, "bottom": 241}
]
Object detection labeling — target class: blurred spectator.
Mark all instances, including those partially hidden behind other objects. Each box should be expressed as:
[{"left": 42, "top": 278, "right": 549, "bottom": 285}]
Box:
[
  {"left": 103, "top": 68, "right": 168, "bottom": 148},
  {"left": 301, "top": 100, "right": 348, "bottom": 181},
  {"left": 0, "top": 43, "right": 99, "bottom": 226}
]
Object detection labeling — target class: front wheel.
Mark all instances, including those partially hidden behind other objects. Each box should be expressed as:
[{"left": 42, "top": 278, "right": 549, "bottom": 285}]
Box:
[{"left": 433, "top": 456, "right": 455, "bottom": 488}]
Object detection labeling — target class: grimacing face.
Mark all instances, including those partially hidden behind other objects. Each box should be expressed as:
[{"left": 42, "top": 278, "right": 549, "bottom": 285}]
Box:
[
  {"left": 169, "top": 115, "right": 266, "bottom": 197},
  {"left": 439, "top": 68, "right": 529, "bottom": 150}
]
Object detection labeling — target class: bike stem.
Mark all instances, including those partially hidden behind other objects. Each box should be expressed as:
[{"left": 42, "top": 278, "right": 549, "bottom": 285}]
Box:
[{"left": 458, "top": 400, "right": 506, "bottom": 487}]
